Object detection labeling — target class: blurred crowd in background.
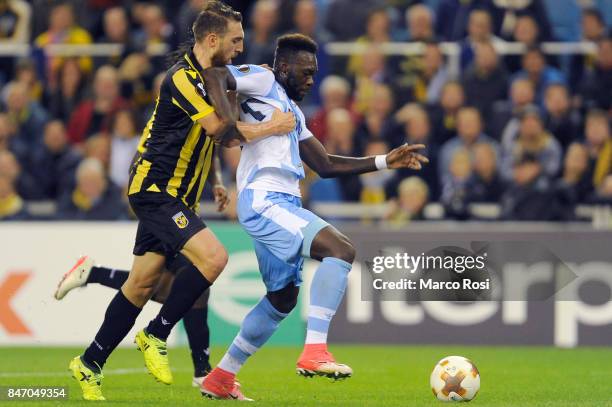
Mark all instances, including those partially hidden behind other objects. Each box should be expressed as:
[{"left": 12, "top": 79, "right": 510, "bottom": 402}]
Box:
[{"left": 0, "top": 0, "right": 610, "bottom": 223}]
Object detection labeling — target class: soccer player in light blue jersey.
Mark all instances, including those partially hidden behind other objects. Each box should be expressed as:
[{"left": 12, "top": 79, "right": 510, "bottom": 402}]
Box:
[{"left": 201, "top": 34, "right": 428, "bottom": 400}]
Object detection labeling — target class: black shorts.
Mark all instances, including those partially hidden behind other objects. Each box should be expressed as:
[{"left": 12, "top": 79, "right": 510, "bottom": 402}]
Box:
[{"left": 129, "top": 191, "right": 206, "bottom": 258}]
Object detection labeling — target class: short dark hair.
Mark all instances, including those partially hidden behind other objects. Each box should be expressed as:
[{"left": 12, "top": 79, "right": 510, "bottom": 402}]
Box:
[
  {"left": 520, "top": 104, "right": 543, "bottom": 121},
  {"left": 110, "top": 108, "right": 140, "bottom": 134},
  {"left": 524, "top": 44, "right": 544, "bottom": 58},
  {"left": 583, "top": 8, "right": 604, "bottom": 25},
  {"left": 366, "top": 6, "right": 387, "bottom": 22},
  {"left": 544, "top": 82, "right": 568, "bottom": 94},
  {"left": 275, "top": 33, "right": 318, "bottom": 62},
  {"left": 586, "top": 108, "right": 609, "bottom": 123},
  {"left": 204, "top": 0, "right": 241, "bottom": 16},
  {"left": 192, "top": 1, "right": 242, "bottom": 42}
]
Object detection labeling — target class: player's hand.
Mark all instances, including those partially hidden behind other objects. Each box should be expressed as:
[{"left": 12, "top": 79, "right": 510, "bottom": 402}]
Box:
[
  {"left": 386, "top": 144, "right": 429, "bottom": 170},
  {"left": 270, "top": 109, "right": 296, "bottom": 135},
  {"left": 213, "top": 184, "right": 230, "bottom": 212}
]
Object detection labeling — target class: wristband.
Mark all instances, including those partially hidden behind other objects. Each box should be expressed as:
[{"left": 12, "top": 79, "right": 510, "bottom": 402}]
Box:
[{"left": 375, "top": 154, "right": 388, "bottom": 170}]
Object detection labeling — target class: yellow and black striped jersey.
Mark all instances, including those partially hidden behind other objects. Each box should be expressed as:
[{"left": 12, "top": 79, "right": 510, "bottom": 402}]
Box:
[{"left": 128, "top": 51, "right": 216, "bottom": 210}]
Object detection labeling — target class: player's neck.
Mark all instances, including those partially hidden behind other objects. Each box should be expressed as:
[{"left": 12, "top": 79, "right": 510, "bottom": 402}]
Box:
[
  {"left": 273, "top": 72, "right": 290, "bottom": 96},
  {"left": 192, "top": 44, "right": 212, "bottom": 70}
]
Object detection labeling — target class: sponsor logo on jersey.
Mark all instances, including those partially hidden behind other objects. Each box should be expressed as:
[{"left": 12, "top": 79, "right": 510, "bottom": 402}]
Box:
[{"left": 197, "top": 82, "right": 207, "bottom": 98}]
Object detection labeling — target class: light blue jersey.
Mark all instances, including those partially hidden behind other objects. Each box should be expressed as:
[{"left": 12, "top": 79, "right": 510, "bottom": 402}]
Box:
[
  {"left": 227, "top": 64, "right": 313, "bottom": 197},
  {"left": 228, "top": 64, "right": 329, "bottom": 291}
]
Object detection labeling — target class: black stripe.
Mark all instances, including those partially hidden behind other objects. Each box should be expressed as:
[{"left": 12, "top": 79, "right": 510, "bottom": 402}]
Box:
[
  {"left": 184, "top": 140, "right": 214, "bottom": 208},
  {"left": 179, "top": 129, "right": 206, "bottom": 204}
]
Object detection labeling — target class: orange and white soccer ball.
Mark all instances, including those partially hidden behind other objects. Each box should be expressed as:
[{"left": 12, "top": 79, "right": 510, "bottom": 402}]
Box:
[{"left": 430, "top": 356, "right": 480, "bottom": 402}]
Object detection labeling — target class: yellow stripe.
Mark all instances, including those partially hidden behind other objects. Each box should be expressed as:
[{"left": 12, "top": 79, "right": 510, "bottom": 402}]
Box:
[
  {"left": 184, "top": 54, "right": 205, "bottom": 82},
  {"left": 166, "top": 124, "right": 202, "bottom": 198},
  {"left": 172, "top": 96, "right": 212, "bottom": 122},
  {"left": 128, "top": 159, "right": 152, "bottom": 195},
  {"left": 184, "top": 137, "right": 211, "bottom": 201},
  {"left": 171, "top": 68, "right": 215, "bottom": 120},
  {"left": 191, "top": 110, "right": 214, "bottom": 121},
  {"left": 192, "top": 142, "right": 215, "bottom": 208},
  {"left": 138, "top": 98, "right": 159, "bottom": 154}
]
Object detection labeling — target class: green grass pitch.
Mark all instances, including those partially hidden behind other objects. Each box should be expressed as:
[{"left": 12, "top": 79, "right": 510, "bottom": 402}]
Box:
[{"left": 0, "top": 345, "right": 610, "bottom": 406}]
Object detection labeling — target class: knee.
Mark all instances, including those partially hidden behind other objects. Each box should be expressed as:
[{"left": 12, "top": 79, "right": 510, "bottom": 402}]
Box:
[
  {"left": 124, "top": 274, "right": 159, "bottom": 304},
  {"left": 209, "top": 249, "right": 229, "bottom": 277},
  {"left": 125, "top": 274, "right": 158, "bottom": 293},
  {"left": 267, "top": 294, "right": 298, "bottom": 314},
  {"left": 192, "top": 248, "right": 228, "bottom": 282},
  {"left": 266, "top": 283, "right": 299, "bottom": 314},
  {"left": 210, "top": 249, "right": 229, "bottom": 275}
]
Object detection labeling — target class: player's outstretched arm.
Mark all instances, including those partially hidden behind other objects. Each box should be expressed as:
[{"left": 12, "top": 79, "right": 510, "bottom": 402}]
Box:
[
  {"left": 201, "top": 67, "right": 295, "bottom": 146},
  {"left": 299, "top": 137, "right": 429, "bottom": 178}
]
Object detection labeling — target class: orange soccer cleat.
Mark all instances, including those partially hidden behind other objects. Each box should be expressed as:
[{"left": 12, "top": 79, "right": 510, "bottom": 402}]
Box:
[
  {"left": 201, "top": 368, "right": 253, "bottom": 401},
  {"left": 296, "top": 344, "right": 353, "bottom": 380}
]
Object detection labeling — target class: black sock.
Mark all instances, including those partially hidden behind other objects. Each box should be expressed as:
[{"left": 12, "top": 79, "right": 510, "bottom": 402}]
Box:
[
  {"left": 146, "top": 264, "right": 211, "bottom": 341},
  {"left": 183, "top": 306, "right": 211, "bottom": 377},
  {"left": 86, "top": 266, "right": 128, "bottom": 290},
  {"left": 82, "top": 290, "right": 141, "bottom": 369}
]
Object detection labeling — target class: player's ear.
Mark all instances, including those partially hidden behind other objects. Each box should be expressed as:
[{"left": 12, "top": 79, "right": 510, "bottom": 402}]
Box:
[
  {"left": 278, "top": 61, "right": 289, "bottom": 79},
  {"left": 206, "top": 32, "right": 218, "bottom": 49}
]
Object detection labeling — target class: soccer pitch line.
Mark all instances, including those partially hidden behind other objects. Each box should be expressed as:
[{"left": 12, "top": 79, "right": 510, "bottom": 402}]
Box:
[{"left": 0, "top": 368, "right": 192, "bottom": 378}]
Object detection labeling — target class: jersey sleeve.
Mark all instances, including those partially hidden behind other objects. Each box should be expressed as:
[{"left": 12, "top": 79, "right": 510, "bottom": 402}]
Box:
[
  {"left": 227, "top": 64, "right": 276, "bottom": 97},
  {"left": 168, "top": 68, "right": 216, "bottom": 121}
]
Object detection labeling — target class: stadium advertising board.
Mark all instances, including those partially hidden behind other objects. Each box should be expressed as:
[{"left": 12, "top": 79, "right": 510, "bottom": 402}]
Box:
[
  {"left": 331, "top": 225, "right": 612, "bottom": 347},
  {"left": 0, "top": 223, "right": 610, "bottom": 347},
  {"left": 0, "top": 223, "right": 303, "bottom": 347}
]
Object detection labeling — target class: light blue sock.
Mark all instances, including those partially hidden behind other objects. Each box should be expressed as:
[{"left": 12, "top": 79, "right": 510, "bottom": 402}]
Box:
[
  {"left": 218, "top": 296, "right": 287, "bottom": 374},
  {"left": 305, "top": 257, "right": 351, "bottom": 344}
]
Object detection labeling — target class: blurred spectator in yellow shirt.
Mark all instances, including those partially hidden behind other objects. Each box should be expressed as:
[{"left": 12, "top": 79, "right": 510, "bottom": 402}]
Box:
[
  {"left": 385, "top": 176, "right": 430, "bottom": 225},
  {"left": 34, "top": 3, "right": 93, "bottom": 81},
  {"left": 0, "top": 150, "right": 28, "bottom": 220}
]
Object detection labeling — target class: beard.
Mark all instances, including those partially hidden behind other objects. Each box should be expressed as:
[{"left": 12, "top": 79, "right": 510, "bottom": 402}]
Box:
[
  {"left": 285, "top": 74, "right": 303, "bottom": 101},
  {"left": 211, "top": 48, "right": 229, "bottom": 67}
]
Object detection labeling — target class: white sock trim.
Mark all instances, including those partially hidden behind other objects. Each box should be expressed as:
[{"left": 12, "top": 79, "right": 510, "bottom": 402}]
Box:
[
  {"left": 234, "top": 335, "right": 259, "bottom": 355},
  {"left": 308, "top": 305, "right": 336, "bottom": 321},
  {"left": 218, "top": 353, "right": 243, "bottom": 375},
  {"left": 305, "top": 329, "right": 328, "bottom": 344}
]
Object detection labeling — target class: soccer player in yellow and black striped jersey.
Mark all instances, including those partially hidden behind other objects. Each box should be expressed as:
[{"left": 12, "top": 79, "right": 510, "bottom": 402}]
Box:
[
  {"left": 128, "top": 48, "right": 229, "bottom": 207},
  {"left": 69, "top": 2, "right": 296, "bottom": 400}
]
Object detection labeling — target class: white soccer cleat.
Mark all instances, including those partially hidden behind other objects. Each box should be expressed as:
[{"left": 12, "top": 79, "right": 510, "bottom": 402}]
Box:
[
  {"left": 54, "top": 256, "right": 94, "bottom": 300},
  {"left": 296, "top": 360, "right": 353, "bottom": 380},
  {"left": 192, "top": 376, "right": 205, "bottom": 388}
]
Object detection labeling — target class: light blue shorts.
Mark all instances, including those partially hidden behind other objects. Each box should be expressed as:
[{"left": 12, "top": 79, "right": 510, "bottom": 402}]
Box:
[{"left": 237, "top": 188, "right": 329, "bottom": 292}]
